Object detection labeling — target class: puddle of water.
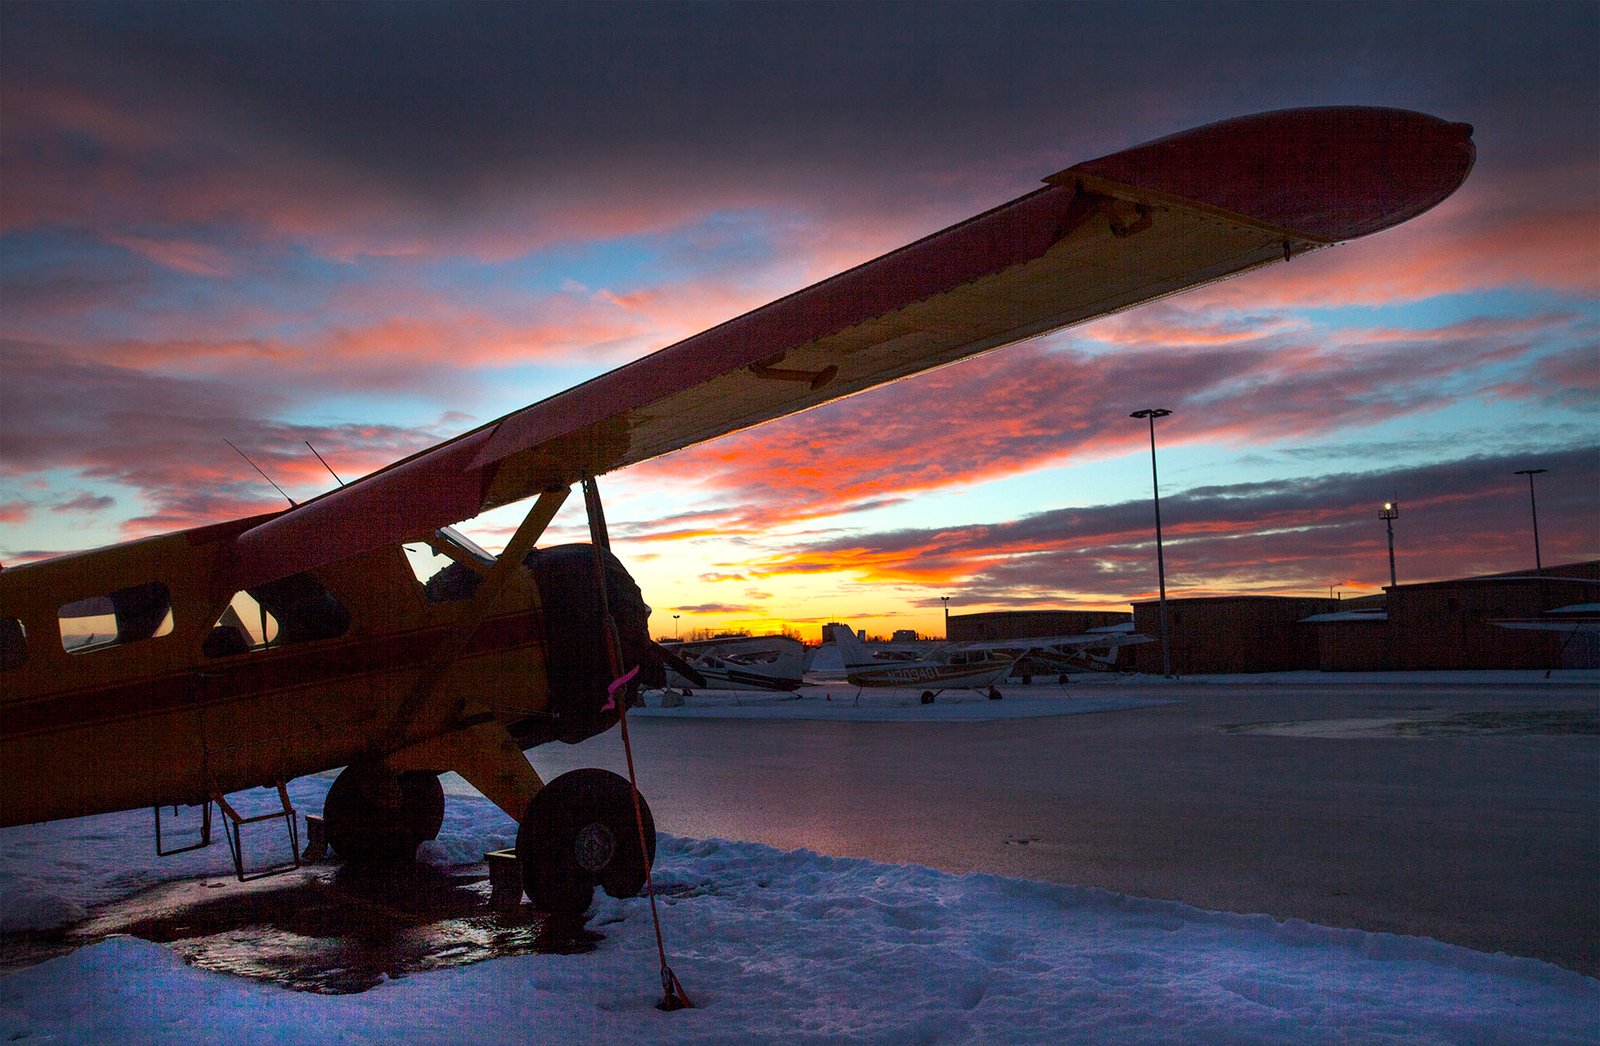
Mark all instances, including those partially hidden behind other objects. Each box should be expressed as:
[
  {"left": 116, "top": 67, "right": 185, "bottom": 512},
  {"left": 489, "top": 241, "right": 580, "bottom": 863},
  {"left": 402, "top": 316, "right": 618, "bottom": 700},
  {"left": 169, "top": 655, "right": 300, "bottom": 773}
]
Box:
[
  {"left": 1222, "top": 708, "right": 1599, "bottom": 739},
  {"left": 2, "top": 861, "right": 603, "bottom": 995}
]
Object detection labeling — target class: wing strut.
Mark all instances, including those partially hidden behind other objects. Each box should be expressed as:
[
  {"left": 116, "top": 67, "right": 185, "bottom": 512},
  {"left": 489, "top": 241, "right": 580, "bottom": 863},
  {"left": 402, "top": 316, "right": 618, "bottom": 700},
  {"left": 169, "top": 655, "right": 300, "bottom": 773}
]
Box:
[
  {"left": 379, "top": 486, "right": 571, "bottom": 753},
  {"left": 582, "top": 477, "right": 692, "bottom": 1011}
]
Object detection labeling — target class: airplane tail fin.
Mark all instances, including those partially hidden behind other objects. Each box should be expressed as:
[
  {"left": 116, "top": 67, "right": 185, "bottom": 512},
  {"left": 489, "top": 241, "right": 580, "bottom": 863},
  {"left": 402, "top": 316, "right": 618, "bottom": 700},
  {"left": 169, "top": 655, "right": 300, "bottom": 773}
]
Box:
[{"left": 827, "top": 623, "right": 876, "bottom": 669}]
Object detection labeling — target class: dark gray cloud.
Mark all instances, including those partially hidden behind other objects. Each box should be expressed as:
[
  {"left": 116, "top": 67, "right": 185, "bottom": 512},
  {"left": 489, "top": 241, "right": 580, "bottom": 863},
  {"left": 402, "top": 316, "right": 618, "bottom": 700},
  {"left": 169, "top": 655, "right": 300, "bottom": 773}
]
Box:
[{"left": 4, "top": 1, "right": 1594, "bottom": 222}]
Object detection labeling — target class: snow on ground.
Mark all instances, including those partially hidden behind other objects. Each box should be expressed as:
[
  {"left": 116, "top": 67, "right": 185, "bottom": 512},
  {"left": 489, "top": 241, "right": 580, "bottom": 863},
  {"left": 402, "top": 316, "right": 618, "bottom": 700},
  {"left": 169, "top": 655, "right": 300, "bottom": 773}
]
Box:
[
  {"left": 3, "top": 771, "right": 1597, "bottom": 1044},
  {"left": 633, "top": 668, "right": 1596, "bottom": 722},
  {"left": 635, "top": 681, "right": 1169, "bottom": 722}
]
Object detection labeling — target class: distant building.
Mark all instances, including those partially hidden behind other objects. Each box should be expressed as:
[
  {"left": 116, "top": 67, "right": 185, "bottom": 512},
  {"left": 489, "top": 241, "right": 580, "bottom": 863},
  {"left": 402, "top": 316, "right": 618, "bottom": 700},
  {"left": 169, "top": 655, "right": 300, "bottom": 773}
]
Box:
[
  {"left": 1129, "top": 596, "right": 1333, "bottom": 675},
  {"left": 947, "top": 609, "right": 1131, "bottom": 642},
  {"left": 1319, "top": 562, "right": 1600, "bottom": 671},
  {"left": 1128, "top": 561, "right": 1599, "bottom": 674}
]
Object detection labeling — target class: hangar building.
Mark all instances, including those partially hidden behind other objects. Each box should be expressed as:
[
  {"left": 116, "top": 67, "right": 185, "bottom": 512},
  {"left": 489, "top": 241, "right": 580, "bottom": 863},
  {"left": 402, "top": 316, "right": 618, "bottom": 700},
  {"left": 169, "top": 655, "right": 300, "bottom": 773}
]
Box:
[
  {"left": 1127, "top": 562, "right": 1598, "bottom": 675},
  {"left": 947, "top": 609, "right": 1131, "bottom": 642}
]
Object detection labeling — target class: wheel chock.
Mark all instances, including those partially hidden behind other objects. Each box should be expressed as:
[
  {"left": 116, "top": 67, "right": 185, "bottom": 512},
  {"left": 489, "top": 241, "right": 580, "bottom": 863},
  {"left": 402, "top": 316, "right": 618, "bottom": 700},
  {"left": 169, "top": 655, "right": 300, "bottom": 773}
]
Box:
[
  {"left": 485, "top": 849, "right": 523, "bottom": 908},
  {"left": 301, "top": 813, "right": 328, "bottom": 863}
]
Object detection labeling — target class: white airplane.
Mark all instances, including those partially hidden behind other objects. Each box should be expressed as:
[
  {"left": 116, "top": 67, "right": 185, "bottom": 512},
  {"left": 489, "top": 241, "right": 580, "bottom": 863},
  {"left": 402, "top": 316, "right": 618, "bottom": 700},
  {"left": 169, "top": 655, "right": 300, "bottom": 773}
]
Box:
[
  {"left": 826, "top": 623, "right": 1150, "bottom": 695},
  {"left": 660, "top": 634, "right": 813, "bottom": 692},
  {"left": 1005, "top": 622, "right": 1154, "bottom": 674}
]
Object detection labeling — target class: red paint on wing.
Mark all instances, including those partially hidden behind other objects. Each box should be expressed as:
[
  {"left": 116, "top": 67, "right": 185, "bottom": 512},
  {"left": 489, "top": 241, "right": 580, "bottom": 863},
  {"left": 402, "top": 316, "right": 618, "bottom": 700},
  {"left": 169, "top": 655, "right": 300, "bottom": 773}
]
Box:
[{"left": 1070, "top": 107, "right": 1475, "bottom": 242}]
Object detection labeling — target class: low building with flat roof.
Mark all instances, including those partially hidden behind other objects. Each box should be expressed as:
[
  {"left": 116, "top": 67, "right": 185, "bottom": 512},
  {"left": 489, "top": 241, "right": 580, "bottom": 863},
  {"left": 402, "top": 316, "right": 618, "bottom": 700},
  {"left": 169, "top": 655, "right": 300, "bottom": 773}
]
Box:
[
  {"left": 1129, "top": 595, "right": 1333, "bottom": 675},
  {"left": 946, "top": 609, "right": 1131, "bottom": 643}
]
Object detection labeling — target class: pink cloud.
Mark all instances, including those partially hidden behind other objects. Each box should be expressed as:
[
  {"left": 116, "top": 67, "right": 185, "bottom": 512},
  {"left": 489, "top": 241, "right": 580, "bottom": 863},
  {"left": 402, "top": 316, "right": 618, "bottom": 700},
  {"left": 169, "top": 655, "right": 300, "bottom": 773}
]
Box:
[
  {"left": 103, "top": 234, "right": 236, "bottom": 278},
  {"left": 742, "top": 448, "right": 1598, "bottom": 604},
  {"left": 631, "top": 306, "right": 1578, "bottom": 536}
]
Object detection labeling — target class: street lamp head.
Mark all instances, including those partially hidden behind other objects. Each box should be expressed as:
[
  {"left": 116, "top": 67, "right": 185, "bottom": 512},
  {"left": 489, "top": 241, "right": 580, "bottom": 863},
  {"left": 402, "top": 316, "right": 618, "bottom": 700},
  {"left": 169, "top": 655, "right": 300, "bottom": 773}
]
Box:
[
  {"left": 1130, "top": 408, "right": 1172, "bottom": 420},
  {"left": 1380, "top": 500, "right": 1398, "bottom": 520}
]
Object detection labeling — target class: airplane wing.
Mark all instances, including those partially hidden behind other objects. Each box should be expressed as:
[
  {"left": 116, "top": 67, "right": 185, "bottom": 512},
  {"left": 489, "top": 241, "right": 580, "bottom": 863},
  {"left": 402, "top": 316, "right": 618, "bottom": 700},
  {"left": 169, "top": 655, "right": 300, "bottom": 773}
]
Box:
[
  {"left": 228, "top": 107, "right": 1473, "bottom": 589},
  {"left": 947, "top": 631, "right": 1153, "bottom": 655}
]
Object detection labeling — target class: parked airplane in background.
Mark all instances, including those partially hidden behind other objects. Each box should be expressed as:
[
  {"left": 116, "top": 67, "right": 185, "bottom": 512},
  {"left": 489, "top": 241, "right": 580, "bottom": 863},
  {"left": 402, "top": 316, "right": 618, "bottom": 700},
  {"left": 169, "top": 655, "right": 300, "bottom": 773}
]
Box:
[
  {"left": 660, "top": 634, "right": 813, "bottom": 693},
  {"left": 1010, "top": 622, "right": 1154, "bottom": 674},
  {"left": 826, "top": 622, "right": 1151, "bottom": 695},
  {"left": 0, "top": 109, "right": 1474, "bottom": 930}
]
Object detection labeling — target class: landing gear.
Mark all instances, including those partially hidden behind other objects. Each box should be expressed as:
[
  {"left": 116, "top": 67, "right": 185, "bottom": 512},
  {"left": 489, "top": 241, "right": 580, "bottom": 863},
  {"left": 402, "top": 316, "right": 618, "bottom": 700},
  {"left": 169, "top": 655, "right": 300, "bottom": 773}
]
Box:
[
  {"left": 516, "top": 768, "right": 655, "bottom": 915},
  {"left": 322, "top": 763, "right": 445, "bottom": 864}
]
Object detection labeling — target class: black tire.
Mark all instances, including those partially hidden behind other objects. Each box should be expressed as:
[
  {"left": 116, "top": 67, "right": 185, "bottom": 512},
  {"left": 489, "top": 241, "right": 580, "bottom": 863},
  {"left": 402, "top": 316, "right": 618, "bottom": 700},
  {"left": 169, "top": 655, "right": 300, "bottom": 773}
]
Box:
[
  {"left": 324, "top": 764, "right": 444, "bottom": 864},
  {"left": 400, "top": 771, "right": 446, "bottom": 842},
  {"left": 516, "top": 768, "right": 656, "bottom": 914}
]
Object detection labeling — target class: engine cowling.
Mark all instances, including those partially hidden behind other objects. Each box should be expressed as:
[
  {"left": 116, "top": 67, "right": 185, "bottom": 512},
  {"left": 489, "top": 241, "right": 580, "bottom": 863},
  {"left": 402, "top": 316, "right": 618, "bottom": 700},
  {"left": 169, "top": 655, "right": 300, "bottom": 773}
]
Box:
[{"left": 512, "top": 543, "right": 655, "bottom": 748}]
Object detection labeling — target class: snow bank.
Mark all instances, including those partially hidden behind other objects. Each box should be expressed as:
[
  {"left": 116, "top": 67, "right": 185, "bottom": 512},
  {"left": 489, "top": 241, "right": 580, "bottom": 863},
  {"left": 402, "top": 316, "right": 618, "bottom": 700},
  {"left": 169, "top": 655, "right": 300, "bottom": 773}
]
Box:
[{"left": 2, "top": 781, "right": 1596, "bottom": 1044}]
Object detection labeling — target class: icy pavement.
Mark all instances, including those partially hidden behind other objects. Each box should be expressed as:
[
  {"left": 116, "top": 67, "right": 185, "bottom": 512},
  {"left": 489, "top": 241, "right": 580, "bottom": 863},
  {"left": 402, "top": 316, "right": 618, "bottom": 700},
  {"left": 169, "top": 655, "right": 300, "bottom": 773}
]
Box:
[
  {"left": 634, "top": 680, "right": 1170, "bottom": 721},
  {"left": 2, "top": 774, "right": 1597, "bottom": 1044}
]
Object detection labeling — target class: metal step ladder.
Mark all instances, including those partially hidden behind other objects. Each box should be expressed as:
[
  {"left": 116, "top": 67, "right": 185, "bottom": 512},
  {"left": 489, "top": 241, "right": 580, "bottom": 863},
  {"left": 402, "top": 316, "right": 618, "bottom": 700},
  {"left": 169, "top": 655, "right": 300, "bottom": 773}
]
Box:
[{"left": 152, "top": 782, "right": 302, "bottom": 881}]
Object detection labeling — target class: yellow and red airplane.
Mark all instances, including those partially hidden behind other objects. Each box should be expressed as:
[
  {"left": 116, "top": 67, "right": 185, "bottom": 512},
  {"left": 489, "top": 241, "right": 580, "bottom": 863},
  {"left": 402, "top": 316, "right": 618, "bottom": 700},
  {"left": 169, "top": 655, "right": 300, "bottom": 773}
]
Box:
[{"left": 0, "top": 108, "right": 1474, "bottom": 915}]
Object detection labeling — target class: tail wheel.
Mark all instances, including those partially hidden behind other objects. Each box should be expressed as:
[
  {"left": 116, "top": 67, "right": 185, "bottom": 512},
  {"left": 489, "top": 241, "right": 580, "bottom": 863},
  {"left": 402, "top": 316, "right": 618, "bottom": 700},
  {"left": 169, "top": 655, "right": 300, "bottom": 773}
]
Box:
[
  {"left": 516, "top": 768, "right": 655, "bottom": 914},
  {"left": 323, "top": 763, "right": 445, "bottom": 864}
]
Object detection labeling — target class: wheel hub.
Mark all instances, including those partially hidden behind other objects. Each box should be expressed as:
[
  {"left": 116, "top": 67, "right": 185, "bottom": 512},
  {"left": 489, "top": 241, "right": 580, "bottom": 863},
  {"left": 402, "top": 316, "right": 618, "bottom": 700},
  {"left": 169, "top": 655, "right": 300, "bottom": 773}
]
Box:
[{"left": 573, "top": 821, "right": 616, "bottom": 872}]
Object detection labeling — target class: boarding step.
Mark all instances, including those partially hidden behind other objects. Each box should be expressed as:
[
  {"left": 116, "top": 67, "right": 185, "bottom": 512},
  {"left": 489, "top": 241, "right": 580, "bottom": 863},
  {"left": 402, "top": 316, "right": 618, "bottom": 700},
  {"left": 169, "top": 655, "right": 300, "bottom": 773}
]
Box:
[{"left": 213, "top": 782, "right": 302, "bottom": 882}]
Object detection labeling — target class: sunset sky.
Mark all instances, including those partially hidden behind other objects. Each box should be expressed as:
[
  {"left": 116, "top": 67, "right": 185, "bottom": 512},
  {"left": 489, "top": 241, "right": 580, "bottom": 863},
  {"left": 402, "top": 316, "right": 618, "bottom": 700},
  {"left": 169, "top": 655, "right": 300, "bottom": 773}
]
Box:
[{"left": 2, "top": 2, "right": 1596, "bottom": 641}]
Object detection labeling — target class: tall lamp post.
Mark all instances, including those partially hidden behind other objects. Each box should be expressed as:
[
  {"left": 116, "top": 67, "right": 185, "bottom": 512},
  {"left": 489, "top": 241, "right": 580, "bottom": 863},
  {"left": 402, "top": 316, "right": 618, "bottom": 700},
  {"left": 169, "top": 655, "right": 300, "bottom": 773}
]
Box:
[
  {"left": 1512, "top": 469, "right": 1547, "bottom": 574},
  {"left": 941, "top": 596, "right": 950, "bottom": 640},
  {"left": 672, "top": 613, "right": 680, "bottom": 639},
  {"left": 1130, "top": 408, "right": 1173, "bottom": 677},
  {"left": 1380, "top": 499, "right": 1399, "bottom": 588}
]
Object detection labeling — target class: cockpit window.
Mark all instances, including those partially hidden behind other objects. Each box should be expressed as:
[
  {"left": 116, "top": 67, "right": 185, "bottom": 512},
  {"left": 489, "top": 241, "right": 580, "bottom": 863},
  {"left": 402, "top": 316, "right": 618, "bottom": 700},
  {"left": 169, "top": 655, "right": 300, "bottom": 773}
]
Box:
[
  {"left": 404, "top": 527, "right": 497, "bottom": 605},
  {"left": 437, "top": 526, "right": 495, "bottom": 565},
  {"left": 1, "top": 618, "right": 25, "bottom": 670},
  {"left": 60, "top": 581, "right": 174, "bottom": 654},
  {"left": 205, "top": 572, "right": 348, "bottom": 658}
]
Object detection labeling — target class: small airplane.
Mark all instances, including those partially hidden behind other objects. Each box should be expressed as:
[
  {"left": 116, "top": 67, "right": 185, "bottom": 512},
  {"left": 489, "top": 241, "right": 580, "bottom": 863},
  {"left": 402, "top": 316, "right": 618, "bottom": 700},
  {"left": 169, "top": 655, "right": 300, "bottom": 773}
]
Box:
[
  {"left": 658, "top": 634, "right": 813, "bottom": 693},
  {"left": 0, "top": 108, "right": 1474, "bottom": 920},
  {"left": 827, "top": 623, "right": 1016, "bottom": 692},
  {"left": 825, "top": 622, "right": 1151, "bottom": 696},
  {"left": 1006, "top": 622, "right": 1153, "bottom": 675}
]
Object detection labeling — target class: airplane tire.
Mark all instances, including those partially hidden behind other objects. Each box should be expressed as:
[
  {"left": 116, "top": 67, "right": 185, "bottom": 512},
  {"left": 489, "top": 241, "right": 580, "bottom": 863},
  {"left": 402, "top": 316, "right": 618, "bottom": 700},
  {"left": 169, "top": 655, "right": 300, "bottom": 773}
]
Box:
[
  {"left": 401, "top": 771, "right": 446, "bottom": 842},
  {"left": 517, "top": 768, "right": 656, "bottom": 915},
  {"left": 323, "top": 764, "right": 444, "bottom": 864}
]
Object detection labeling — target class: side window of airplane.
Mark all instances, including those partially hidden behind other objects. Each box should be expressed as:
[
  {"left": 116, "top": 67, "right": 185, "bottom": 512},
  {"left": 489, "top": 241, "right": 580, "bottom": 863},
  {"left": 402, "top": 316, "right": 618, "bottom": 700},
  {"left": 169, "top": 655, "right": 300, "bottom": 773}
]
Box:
[
  {"left": 204, "top": 572, "right": 349, "bottom": 658},
  {"left": 403, "top": 529, "right": 495, "bottom": 605},
  {"left": 1, "top": 617, "right": 25, "bottom": 670},
  {"left": 58, "top": 581, "right": 174, "bottom": 654}
]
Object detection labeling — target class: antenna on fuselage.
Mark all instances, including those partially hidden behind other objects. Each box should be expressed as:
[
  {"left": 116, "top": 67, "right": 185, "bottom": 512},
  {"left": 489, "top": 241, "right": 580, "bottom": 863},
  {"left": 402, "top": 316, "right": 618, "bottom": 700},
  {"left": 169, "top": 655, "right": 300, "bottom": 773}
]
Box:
[
  {"left": 224, "top": 439, "right": 296, "bottom": 507},
  {"left": 305, "top": 441, "right": 346, "bottom": 487}
]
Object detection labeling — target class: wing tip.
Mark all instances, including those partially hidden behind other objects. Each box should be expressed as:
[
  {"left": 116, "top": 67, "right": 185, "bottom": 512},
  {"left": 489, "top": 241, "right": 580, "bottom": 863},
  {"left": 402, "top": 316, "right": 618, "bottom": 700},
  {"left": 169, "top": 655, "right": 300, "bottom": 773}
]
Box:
[{"left": 1064, "top": 106, "right": 1476, "bottom": 242}]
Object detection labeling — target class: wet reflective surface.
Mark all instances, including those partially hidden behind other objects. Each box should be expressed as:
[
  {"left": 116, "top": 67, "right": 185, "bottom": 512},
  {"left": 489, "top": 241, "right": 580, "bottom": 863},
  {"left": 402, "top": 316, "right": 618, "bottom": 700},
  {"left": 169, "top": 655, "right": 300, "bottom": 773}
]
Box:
[{"left": 6, "top": 861, "right": 599, "bottom": 994}]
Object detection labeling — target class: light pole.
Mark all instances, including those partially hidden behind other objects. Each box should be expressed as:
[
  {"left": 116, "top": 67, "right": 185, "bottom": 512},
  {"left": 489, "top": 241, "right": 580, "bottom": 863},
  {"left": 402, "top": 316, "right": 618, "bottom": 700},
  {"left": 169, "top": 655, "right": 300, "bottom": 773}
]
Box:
[
  {"left": 673, "top": 613, "right": 680, "bottom": 639},
  {"left": 1513, "top": 469, "right": 1547, "bottom": 574},
  {"left": 1380, "top": 499, "right": 1399, "bottom": 588},
  {"left": 941, "top": 596, "right": 949, "bottom": 640},
  {"left": 1130, "top": 408, "right": 1173, "bottom": 677}
]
